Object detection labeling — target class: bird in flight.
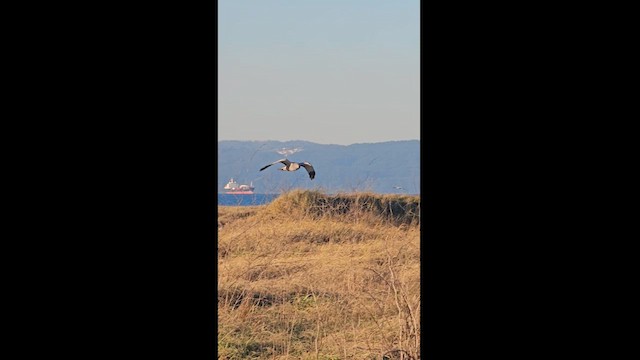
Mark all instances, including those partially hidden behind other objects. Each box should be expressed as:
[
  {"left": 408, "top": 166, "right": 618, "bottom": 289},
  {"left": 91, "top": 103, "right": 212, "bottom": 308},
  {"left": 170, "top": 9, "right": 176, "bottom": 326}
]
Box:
[{"left": 259, "top": 159, "right": 315, "bottom": 180}]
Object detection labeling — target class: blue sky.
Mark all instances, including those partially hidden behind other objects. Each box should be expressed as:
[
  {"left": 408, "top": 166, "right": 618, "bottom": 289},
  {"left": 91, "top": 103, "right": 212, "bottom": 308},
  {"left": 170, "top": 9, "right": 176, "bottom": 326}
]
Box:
[{"left": 218, "top": 0, "right": 420, "bottom": 145}]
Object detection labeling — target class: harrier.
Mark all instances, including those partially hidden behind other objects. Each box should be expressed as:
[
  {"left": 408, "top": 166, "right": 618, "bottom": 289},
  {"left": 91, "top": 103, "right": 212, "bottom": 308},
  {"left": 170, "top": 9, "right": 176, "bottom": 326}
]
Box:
[{"left": 259, "top": 159, "right": 315, "bottom": 180}]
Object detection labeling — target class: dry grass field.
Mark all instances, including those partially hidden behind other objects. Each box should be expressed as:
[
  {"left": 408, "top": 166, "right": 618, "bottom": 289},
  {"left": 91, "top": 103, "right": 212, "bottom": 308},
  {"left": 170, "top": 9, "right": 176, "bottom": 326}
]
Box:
[{"left": 218, "top": 190, "right": 420, "bottom": 359}]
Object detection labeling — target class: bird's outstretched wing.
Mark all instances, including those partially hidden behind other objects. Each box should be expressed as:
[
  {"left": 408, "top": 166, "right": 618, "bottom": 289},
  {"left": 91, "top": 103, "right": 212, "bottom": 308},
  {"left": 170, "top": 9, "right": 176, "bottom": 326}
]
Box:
[
  {"left": 299, "top": 162, "right": 315, "bottom": 180},
  {"left": 259, "top": 158, "right": 290, "bottom": 171}
]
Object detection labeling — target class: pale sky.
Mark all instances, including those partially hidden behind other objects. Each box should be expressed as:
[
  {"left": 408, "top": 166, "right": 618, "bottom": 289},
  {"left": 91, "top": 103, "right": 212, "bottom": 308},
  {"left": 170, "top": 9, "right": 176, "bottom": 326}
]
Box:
[{"left": 218, "top": 0, "right": 420, "bottom": 146}]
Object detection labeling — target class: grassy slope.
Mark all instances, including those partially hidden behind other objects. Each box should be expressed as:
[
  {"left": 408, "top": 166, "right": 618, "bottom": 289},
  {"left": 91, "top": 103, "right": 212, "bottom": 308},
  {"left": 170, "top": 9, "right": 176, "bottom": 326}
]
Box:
[{"left": 218, "top": 191, "right": 420, "bottom": 360}]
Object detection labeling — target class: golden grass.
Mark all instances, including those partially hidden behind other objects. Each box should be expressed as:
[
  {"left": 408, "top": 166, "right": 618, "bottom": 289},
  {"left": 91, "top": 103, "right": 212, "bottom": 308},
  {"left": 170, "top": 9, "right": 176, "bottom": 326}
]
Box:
[{"left": 218, "top": 191, "right": 420, "bottom": 359}]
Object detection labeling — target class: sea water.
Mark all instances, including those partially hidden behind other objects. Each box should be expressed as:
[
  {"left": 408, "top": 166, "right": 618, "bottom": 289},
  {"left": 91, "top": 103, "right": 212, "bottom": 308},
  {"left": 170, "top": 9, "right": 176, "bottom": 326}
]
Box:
[{"left": 217, "top": 193, "right": 280, "bottom": 206}]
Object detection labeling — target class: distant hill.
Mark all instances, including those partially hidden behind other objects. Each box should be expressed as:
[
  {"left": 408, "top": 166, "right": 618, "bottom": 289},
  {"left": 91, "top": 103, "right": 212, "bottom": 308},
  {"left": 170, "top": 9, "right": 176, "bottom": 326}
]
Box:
[{"left": 218, "top": 140, "right": 420, "bottom": 194}]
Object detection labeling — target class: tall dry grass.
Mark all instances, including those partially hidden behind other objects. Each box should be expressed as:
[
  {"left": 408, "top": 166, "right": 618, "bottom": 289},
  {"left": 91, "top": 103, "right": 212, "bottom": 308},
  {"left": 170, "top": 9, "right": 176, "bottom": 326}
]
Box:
[{"left": 218, "top": 190, "right": 420, "bottom": 359}]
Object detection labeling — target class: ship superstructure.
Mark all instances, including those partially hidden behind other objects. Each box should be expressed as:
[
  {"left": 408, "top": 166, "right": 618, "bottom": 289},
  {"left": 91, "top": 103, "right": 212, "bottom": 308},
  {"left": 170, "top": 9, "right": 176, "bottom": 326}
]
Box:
[{"left": 223, "top": 178, "right": 255, "bottom": 194}]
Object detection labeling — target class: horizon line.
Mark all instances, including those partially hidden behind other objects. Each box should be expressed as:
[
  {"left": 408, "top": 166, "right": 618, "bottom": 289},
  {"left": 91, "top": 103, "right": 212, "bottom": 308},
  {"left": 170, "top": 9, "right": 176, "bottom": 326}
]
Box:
[{"left": 218, "top": 139, "right": 420, "bottom": 146}]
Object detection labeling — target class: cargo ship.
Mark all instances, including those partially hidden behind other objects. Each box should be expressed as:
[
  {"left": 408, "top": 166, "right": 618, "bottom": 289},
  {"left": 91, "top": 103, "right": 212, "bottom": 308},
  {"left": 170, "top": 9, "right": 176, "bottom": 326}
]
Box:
[{"left": 223, "top": 178, "right": 255, "bottom": 194}]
